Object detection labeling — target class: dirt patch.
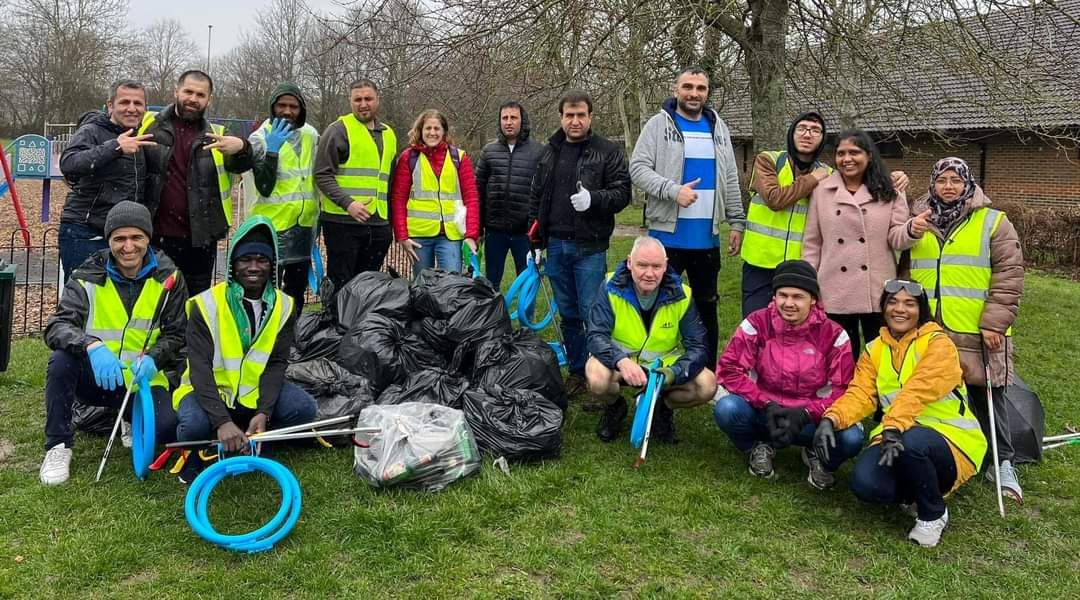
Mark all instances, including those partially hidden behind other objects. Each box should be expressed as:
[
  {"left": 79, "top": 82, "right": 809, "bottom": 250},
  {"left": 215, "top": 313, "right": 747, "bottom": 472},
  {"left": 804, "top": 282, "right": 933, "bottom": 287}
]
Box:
[{"left": 0, "top": 439, "right": 13, "bottom": 462}]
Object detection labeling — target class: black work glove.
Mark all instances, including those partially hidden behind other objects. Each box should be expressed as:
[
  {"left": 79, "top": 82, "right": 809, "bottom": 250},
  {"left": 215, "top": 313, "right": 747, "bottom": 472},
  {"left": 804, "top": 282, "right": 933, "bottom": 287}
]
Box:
[
  {"left": 877, "top": 428, "right": 905, "bottom": 467},
  {"left": 765, "top": 402, "right": 790, "bottom": 447},
  {"left": 813, "top": 417, "right": 837, "bottom": 464}
]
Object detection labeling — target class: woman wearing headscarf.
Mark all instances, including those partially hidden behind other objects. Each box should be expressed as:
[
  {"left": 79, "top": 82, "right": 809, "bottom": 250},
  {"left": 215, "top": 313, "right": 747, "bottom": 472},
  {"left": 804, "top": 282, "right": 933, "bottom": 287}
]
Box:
[
  {"left": 802, "top": 129, "right": 920, "bottom": 359},
  {"left": 903, "top": 156, "right": 1024, "bottom": 502}
]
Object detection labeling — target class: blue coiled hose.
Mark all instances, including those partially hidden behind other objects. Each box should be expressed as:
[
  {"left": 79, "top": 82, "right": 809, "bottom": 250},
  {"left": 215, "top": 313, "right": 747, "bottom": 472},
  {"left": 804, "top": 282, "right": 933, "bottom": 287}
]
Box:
[
  {"left": 131, "top": 376, "right": 155, "bottom": 480},
  {"left": 505, "top": 254, "right": 558, "bottom": 330},
  {"left": 184, "top": 445, "right": 302, "bottom": 553}
]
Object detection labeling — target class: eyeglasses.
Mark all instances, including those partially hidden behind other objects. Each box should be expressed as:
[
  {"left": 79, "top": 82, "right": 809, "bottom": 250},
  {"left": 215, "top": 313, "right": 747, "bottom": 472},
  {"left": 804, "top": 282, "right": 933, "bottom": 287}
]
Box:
[
  {"left": 883, "top": 279, "right": 924, "bottom": 297},
  {"left": 795, "top": 125, "right": 823, "bottom": 137}
]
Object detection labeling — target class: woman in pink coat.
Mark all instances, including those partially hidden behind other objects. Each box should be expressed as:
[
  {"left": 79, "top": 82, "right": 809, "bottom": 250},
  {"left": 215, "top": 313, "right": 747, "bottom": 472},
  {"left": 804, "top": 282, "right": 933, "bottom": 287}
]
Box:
[
  {"left": 715, "top": 260, "right": 859, "bottom": 490},
  {"left": 803, "top": 129, "right": 919, "bottom": 359}
]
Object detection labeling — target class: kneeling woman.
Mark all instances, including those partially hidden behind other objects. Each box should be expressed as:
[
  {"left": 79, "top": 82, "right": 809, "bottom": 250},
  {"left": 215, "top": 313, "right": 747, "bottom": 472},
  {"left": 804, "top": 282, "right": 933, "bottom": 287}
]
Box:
[{"left": 814, "top": 280, "right": 986, "bottom": 548}]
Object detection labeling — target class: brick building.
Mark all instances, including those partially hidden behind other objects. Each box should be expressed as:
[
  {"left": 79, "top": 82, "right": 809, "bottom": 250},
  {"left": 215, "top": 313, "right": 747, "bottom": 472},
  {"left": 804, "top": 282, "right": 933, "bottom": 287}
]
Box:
[{"left": 717, "top": 0, "right": 1080, "bottom": 208}]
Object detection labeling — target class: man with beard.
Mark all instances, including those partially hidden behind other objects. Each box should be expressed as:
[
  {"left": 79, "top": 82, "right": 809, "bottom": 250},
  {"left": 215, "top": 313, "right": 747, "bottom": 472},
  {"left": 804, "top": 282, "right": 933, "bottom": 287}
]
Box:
[
  {"left": 58, "top": 80, "right": 156, "bottom": 280},
  {"left": 141, "top": 69, "right": 253, "bottom": 295},
  {"left": 246, "top": 83, "right": 319, "bottom": 312},
  {"left": 314, "top": 79, "right": 397, "bottom": 289},
  {"left": 630, "top": 66, "right": 745, "bottom": 367}
]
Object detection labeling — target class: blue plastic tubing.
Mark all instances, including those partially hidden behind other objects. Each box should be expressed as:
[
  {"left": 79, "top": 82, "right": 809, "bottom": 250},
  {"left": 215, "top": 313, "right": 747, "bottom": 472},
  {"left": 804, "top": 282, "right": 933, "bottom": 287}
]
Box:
[
  {"left": 504, "top": 256, "right": 557, "bottom": 330},
  {"left": 184, "top": 451, "right": 302, "bottom": 553},
  {"left": 131, "top": 377, "right": 155, "bottom": 480}
]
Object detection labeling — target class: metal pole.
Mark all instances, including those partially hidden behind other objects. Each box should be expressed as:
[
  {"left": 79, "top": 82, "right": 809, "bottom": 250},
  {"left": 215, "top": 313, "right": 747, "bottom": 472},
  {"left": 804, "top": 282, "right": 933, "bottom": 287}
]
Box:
[{"left": 206, "top": 25, "right": 213, "bottom": 73}]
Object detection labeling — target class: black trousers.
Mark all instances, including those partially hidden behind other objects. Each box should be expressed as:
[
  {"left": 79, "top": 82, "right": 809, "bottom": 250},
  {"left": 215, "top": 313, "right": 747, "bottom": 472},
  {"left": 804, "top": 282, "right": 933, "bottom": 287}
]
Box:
[
  {"left": 666, "top": 247, "right": 721, "bottom": 366},
  {"left": 968, "top": 384, "right": 1014, "bottom": 464},
  {"left": 828, "top": 312, "right": 883, "bottom": 360},
  {"left": 321, "top": 221, "right": 392, "bottom": 290},
  {"left": 154, "top": 235, "right": 216, "bottom": 295},
  {"left": 279, "top": 261, "right": 310, "bottom": 317},
  {"left": 741, "top": 263, "right": 775, "bottom": 318}
]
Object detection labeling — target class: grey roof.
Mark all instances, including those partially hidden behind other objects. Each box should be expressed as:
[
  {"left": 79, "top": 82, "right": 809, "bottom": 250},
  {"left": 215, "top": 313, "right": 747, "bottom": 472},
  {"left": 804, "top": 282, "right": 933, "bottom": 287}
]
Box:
[{"left": 716, "top": 0, "right": 1080, "bottom": 138}]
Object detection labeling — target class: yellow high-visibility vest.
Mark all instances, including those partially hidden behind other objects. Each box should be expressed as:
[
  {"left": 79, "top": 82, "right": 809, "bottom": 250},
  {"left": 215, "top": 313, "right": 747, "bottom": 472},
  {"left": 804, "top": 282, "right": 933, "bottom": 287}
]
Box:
[
  {"left": 321, "top": 114, "right": 396, "bottom": 219},
  {"left": 741, "top": 151, "right": 831, "bottom": 268},
  {"left": 606, "top": 272, "right": 691, "bottom": 367},
  {"left": 909, "top": 207, "right": 1011, "bottom": 335},
  {"left": 82, "top": 276, "right": 169, "bottom": 391},
  {"left": 251, "top": 121, "right": 318, "bottom": 229},
  {"left": 867, "top": 330, "right": 987, "bottom": 471},
  {"left": 406, "top": 147, "right": 465, "bottom": 240},
  {"left": 172, "top": 283, "right": 294, "bottom": 410}
]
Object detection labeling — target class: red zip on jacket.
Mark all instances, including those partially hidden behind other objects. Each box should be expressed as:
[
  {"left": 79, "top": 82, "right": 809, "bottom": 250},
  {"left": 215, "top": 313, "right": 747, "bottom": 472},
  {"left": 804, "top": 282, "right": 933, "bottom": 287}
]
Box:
[{"left": 390, "top": 142, "right": 480, "bottom": 242}]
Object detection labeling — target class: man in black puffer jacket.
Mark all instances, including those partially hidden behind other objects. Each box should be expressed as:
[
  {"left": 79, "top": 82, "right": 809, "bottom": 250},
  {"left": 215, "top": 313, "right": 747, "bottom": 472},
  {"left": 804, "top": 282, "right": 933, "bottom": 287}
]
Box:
[
  {"left": 528, "top": 91, "right": 632, "bottom": 395},
  {"left": 59, "top": 80, "right": 156, "bottom": 281},
  {"left": 474, "top": 101, "right": 545, "bottom": 287}
]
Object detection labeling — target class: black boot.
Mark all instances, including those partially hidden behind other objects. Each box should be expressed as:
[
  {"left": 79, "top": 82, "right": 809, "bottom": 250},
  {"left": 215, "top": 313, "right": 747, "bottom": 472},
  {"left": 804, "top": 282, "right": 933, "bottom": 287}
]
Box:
[
  {"left": 651, "top": 401, "right": 678, "bottom": 444},
  {"left": 596, "top": 398, "right": 628, "bottom": 442}
]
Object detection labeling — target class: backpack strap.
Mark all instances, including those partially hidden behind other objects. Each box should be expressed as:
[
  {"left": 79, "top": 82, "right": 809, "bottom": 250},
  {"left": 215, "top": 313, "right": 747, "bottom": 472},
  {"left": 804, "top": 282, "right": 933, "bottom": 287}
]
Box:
[{"left": 408, "top": 146, "right": 462, "bottom": 173}]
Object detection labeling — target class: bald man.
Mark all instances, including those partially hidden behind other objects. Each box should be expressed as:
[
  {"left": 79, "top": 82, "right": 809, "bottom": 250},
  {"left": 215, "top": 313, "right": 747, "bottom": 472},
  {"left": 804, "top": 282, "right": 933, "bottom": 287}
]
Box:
[{"left": 585, "top": 236, "right": 716, "bottom": 443}]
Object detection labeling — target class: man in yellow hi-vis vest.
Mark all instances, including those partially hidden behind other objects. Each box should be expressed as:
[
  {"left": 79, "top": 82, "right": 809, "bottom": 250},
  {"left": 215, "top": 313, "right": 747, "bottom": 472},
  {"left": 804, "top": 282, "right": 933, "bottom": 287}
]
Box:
[
  {"left": 585, "top": 237, "right": 717, "bottom": 444},
  {"left": 40, "top": 202, "right": 188, "bottom": 486},
  {"left": 246, "top": 83, "right": 320, "bottom": 313},
  {"left": 314, "top": 79, "right": 397, "bottom": 289},
  {"left": 141, "top": 69, "right": 253, "bottom": 295},
  {"left": 173, "top": 216, "right": 316, "bottom": 483}
]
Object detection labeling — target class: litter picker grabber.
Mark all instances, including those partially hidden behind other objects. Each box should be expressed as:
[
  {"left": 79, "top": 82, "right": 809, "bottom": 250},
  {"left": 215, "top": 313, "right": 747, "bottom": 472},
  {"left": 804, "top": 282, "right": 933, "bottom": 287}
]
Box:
[
  {"left": 1043, "top": 432, "right": 1080, "bottom": 444},
  {"left": 504, "top": 248, "right": 568, "bottom": 366},
  {"left": 95, "top": 272, "right": 179, "bottom": 482},
  {"left": 981, "top": 344, "right": 1006, "bottom": 518},
  {"left": 629, "top": 359, "right": 665, "bottom": 469}
]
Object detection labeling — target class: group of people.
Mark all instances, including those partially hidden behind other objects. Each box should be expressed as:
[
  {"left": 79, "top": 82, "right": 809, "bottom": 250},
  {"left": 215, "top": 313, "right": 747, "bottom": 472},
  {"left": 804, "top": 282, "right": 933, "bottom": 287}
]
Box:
[{"left": 41, "top": 66, "right": 1023, "bottom": 548}]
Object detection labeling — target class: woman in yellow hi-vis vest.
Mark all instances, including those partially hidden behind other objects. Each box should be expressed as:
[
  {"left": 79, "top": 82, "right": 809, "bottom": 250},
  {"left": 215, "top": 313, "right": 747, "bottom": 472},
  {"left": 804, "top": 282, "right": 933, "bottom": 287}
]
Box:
[
  {"left": 904, "top": 156, "right": 1024, "bottom": 501},
  {"left": 813, "top": 281, "right": 986, "bottom": 548},
  {"left": 390, "top": 110, "right": 481, "bottom": 278}
]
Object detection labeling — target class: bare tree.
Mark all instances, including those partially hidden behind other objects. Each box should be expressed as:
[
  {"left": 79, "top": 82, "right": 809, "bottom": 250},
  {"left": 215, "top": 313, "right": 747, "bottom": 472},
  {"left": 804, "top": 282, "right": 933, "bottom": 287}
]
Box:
[{"left": 133, "top": 18, "right": 201, "bottom": 105}]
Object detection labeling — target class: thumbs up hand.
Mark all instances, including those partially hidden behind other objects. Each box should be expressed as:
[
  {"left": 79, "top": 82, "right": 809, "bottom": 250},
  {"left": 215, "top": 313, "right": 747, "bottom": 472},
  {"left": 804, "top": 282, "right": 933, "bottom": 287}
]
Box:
[
  {"left": 909, "top": 209, "right": 932, "bottom": 238},
  {"left": 570, "top": 181, "right": 591, "bottom": 212},
  {"left": 676, "top": 177, "right": 701, "bottom": 208}
]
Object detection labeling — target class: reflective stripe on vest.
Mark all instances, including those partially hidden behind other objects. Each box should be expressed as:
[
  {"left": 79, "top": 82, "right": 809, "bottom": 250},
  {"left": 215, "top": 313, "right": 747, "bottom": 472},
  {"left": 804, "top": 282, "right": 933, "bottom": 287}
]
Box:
[
  {"left": 741, "top": 151, "right": 831, "bottom": 268},
  {"left": 140, "top": 113, "right": 234, "bottom": 226},
  {"left": 251, "top": 122, "right": 318, "bottom": 229},
  {"left": 407, "top": 148, "right": 465, "bottom": 240},
  {"left": 606, "top": 272, "right": 691, "bottom": 367},
  {"left": 867, "top": 331, "right": 987, "bottom": 471},
  {"left": 909, "top": 208, "right": 1009, "bottom": 335},
  {"left": 321, "top": 114, "right": 396, "bottom": 218},
  {"left": 171, "top": 284, "right": 294, "bottom": 410},
  {"left": 82, "top": 276, "right": 169, "bottom": 391}
]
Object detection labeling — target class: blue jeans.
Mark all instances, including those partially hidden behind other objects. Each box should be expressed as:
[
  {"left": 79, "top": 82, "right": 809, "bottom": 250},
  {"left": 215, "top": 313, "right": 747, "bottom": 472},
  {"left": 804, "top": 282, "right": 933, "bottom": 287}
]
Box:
[
  {"left": 850, "top": 426, "right": 957, "bottom": 521},
  {"left": 175, "top": 382, "right": 317, "bottom": 442},
  {"left": 413, "top": 235, "right": 463, "bottom": 278},
  {"left": 484, "top": 231, "right": 529, "bottom": 289},
  {"left": 44, "top": 349, "right": 177, "bottom": 449},
  {"left": 545, "top": 239, "right": 607, "bottom": 376},
  {"left": 59, "top": 222, "right": 108, "bottom": 283},
  {"left": 713, "top": 393, "right": 864, "bottom": 472}
]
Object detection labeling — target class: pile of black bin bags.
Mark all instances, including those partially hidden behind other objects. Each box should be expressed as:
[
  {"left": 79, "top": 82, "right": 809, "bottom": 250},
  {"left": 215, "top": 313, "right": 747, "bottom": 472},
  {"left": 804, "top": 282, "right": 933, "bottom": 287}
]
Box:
[{"left": 287, "top": 269, "right": 565, "bottom": 462}]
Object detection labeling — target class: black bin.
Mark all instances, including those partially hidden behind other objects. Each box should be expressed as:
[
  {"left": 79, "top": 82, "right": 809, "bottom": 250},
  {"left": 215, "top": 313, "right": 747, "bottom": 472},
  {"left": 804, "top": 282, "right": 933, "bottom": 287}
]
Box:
[{"left": 0, "top": 262, "right": 16, "bottom": 371}]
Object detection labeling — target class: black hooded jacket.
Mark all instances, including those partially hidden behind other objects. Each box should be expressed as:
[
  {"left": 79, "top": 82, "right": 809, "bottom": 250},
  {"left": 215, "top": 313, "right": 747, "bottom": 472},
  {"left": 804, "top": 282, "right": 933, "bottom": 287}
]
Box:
[
  {"left": 785, "top": 111, "right": 827, "bottom": 173},
  {"left": 59, "top": 110, "right": 147, "bottom": 231},
  {"left": 474, "top": 105, "right": 545, "bottom": 234}
]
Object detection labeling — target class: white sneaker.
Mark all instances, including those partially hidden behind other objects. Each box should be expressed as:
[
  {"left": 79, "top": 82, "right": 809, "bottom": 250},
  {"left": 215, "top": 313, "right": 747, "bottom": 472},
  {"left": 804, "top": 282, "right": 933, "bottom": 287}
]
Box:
[
  {"left": 907, "top": 508, "right": 949, "bottom": 548},
  {"left": 121, "top": 420, "right": 133, "bottom": 449},
  {"left": 40, "top": 443, "right": 73, "bottom": 485},
  {"left": 710, "top": 384, "right": 729, "bottom": 406},
  {"left": 986, "top": 460, "right": 1023, "bottom": 503}
]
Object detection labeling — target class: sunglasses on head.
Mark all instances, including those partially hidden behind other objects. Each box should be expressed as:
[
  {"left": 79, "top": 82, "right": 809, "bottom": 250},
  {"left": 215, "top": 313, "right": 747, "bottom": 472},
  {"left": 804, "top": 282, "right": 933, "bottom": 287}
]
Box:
[{"left": 883, "top": 279, "right": 924, "bottom": 297}]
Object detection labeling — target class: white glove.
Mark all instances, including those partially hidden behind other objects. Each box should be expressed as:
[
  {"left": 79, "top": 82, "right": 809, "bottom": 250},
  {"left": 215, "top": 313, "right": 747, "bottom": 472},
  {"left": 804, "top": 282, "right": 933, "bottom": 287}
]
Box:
[
  {"left": 452, "top": 202, "right": 467, "bottom": 233},
  {"left": 570, "top": 182, "right": 591, "bottom": 212}
]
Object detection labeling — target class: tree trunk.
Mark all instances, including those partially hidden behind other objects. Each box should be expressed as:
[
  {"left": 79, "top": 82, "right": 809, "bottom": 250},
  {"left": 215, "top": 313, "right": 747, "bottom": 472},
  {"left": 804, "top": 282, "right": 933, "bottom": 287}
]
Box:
[{"left": 745, "top": 0, "right": 790, "bottom": 155}]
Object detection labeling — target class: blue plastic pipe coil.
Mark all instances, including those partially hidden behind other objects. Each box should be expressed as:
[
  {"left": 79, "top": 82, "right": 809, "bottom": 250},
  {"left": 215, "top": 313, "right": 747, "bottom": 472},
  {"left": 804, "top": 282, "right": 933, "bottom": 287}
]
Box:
[
  {"left": 184, "top": 447, "right": 302, "bottom": 553},
  {"left": 131, "top": 376, "right": 155, "bottom": 480},
  {"left": 505, "top": 254, "right": 558, "bottom": 330}
]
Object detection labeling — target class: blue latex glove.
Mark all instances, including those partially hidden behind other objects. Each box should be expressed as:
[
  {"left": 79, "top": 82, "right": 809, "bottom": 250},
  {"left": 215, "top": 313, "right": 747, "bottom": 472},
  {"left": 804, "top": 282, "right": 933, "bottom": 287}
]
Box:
[
  {"left": 130, "top": 355, "right": 158, "bottom": 383},
  {"left": 88, "top": 344, "right": 124, "bottom": 391},
  {"left": 264, "top": 117, "right": 294, "bottom": 154}
]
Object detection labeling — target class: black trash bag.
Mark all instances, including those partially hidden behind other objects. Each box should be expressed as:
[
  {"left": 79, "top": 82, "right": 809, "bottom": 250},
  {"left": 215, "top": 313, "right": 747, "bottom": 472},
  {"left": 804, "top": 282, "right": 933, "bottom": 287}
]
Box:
[
  {"left": 337, "top": 313, "right": 446, "bottom": 392},
  {"left": 290, "top": 310, "right": 342, "bottom": 362},
  {"left": 1006, "top": 375, "right": 1045, "bottom": 465},
  {"left": 286, "top": 358, "right": 378, "bottom": 420},
  {"left": 462, "top": 385, "right": 563, "bottom": 461},
  {"left": 71, "top": 401, "right": 116, "bottom": 435},
  {"left": 377, "top": 368, "right": 471, "bottom": 409},
  {"left": 474, "top": 329, "right": 567, "bottom": 410},
  {"left": 335, "top": 271, "right": 412, "bottom": 330},
  {"left": 410, "top": 268, "right": 503, "bottom": 319}
]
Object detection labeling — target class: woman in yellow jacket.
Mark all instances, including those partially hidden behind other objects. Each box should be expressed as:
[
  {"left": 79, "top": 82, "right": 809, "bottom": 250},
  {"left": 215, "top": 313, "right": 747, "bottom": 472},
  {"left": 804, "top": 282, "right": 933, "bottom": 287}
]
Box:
[{"left": 812, "top": 279, "right": 987, "bottom": 548}]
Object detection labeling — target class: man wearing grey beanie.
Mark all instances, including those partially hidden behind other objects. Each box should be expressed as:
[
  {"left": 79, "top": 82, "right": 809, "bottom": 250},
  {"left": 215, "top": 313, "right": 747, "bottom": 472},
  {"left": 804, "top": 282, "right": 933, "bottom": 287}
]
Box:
[{"left": 39, "top": 201, "right": 188, "bottom": 486}]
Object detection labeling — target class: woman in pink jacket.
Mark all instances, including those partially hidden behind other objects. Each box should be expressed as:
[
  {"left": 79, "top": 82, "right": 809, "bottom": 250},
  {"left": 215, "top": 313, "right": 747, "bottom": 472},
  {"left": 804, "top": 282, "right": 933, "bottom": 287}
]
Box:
[
  {"left": 802, "top": 129, "right": 919, "bottom": 359},
  {"left": 715, "top": 260, "right": 859, "bottom": 490}
]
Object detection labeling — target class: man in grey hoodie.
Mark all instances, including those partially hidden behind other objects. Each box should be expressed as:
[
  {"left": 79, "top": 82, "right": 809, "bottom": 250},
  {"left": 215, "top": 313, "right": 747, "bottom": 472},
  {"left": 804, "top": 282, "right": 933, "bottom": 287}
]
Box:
[{"left": 629, "top": 66, "right": 746, "bottom": 366}]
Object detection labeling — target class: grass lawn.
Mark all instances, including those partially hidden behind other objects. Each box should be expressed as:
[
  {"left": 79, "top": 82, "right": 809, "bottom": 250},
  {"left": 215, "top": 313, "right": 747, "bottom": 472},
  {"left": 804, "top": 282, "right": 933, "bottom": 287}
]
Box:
[{"left": 2, "top": 236, "right": 1079, "bottom": 597}]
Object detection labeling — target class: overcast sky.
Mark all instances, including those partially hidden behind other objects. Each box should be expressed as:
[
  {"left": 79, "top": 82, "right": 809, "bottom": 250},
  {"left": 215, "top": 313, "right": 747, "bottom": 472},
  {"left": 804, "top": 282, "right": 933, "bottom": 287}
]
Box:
[{"left": 127, "top": 0, "right": 347, "bottom": 56}]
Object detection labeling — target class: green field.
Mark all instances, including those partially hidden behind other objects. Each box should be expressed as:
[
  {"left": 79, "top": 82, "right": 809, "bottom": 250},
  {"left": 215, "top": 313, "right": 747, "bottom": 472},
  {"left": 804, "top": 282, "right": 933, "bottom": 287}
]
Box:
[{"left": 1, "top": 236, "right": 1078, "bottom": 597}]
